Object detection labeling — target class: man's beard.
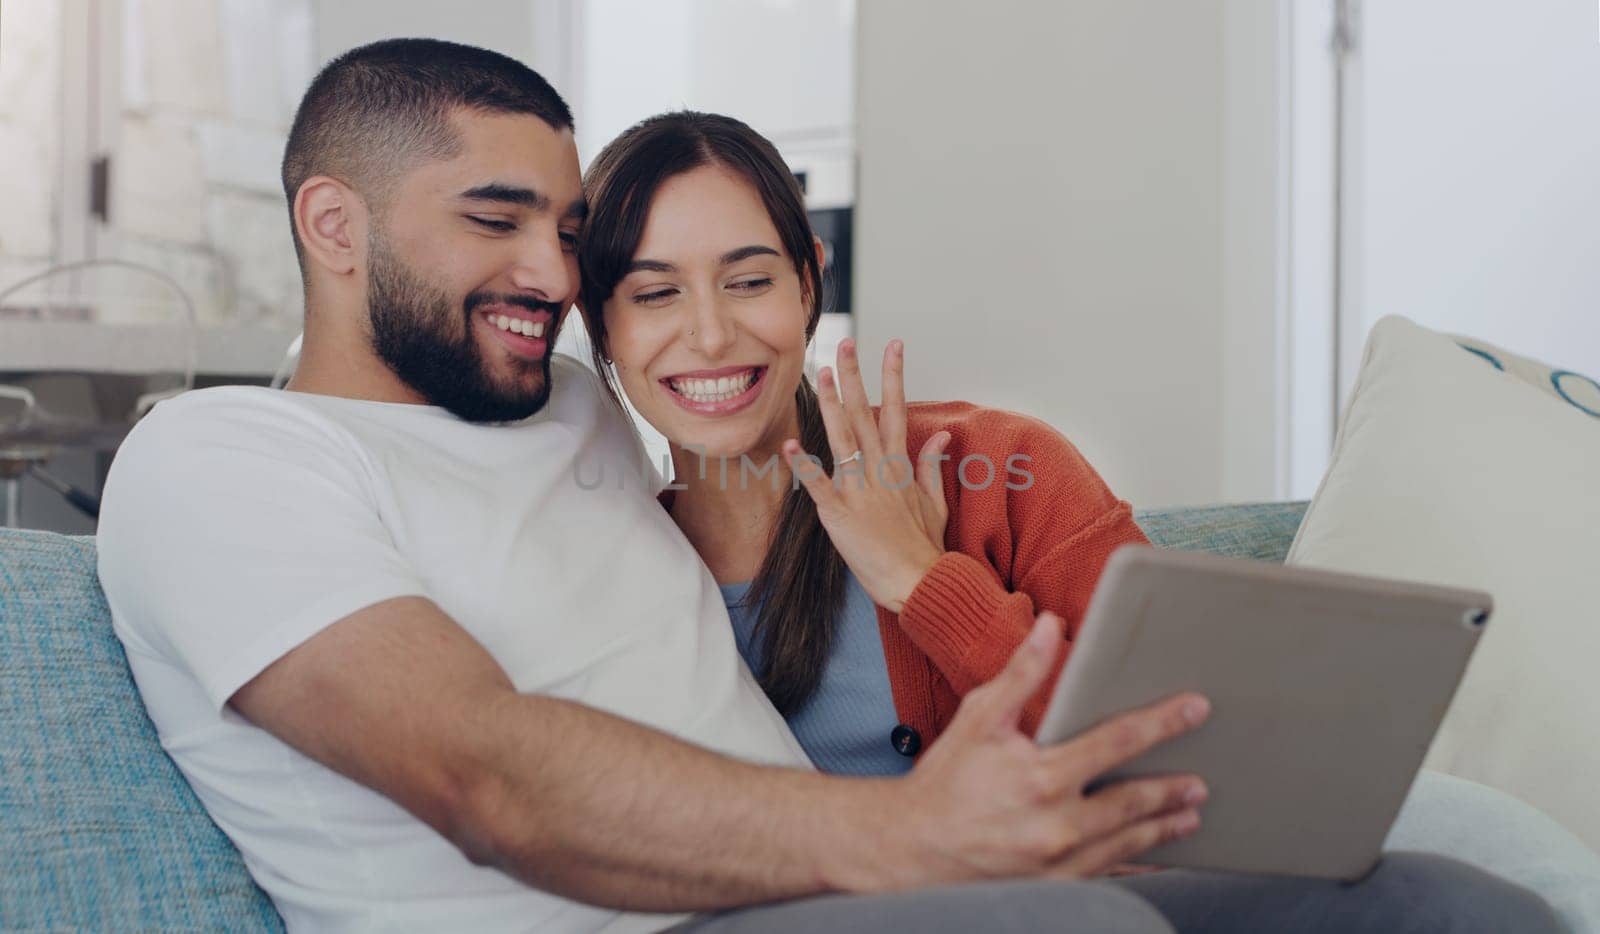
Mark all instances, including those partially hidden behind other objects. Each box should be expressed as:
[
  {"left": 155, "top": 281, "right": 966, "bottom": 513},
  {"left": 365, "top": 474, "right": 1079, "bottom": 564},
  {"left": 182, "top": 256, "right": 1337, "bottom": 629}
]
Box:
[{"left": 366, "top": 238, "right": 561, "bottom": 423}]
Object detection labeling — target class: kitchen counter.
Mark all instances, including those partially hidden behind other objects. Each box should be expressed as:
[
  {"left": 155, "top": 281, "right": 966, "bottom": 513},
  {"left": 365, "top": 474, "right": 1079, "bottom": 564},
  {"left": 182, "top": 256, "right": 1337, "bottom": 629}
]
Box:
[{"left": 0, "top": 320, "right": 300, "bottom": 378}]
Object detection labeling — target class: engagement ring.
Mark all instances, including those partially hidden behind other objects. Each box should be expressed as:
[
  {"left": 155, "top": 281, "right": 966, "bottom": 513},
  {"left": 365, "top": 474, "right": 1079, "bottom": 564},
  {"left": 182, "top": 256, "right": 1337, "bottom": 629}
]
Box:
[{"left": 834, "top": 449, "right": 863, "bottom": 467}]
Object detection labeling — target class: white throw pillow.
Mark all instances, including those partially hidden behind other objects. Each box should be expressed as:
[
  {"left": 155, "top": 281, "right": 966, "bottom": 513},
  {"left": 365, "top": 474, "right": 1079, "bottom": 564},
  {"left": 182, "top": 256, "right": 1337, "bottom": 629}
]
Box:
[
  {"left": 1287, "top": 315, "right": 1600, "bottom": 850},
  {"left": 1454, "top": 334, "right": 1600, "bottom": 419}
]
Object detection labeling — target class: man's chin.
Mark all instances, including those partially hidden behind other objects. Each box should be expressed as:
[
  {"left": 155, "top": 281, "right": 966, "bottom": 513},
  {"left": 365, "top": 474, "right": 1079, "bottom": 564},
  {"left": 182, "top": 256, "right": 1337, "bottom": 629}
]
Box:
[
  {"left": 446, "top": 395, "right": 545, "bottom": 424},
  {"left": 483, "top": 367, "right": 557, "bottom": 421},
  {"left": 404, "top": 358, "right": 546, "bottom": 423}
]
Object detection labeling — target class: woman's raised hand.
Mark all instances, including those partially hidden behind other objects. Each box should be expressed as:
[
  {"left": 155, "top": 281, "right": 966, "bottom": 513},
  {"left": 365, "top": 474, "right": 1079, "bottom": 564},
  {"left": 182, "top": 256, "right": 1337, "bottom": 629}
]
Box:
[{"left": 783, "top": 339, "right": 952, "bottom": 613}]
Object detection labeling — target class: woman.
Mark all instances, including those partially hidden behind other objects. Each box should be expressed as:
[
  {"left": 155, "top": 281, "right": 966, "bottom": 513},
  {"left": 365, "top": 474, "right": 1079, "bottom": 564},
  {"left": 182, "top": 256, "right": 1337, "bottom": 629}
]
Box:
[
  {"left": 574, "top": 111, "right": 1581, "bottom": 931},
  {"left": 578, "top": 110, "right": 1156, "bottom": 776}
]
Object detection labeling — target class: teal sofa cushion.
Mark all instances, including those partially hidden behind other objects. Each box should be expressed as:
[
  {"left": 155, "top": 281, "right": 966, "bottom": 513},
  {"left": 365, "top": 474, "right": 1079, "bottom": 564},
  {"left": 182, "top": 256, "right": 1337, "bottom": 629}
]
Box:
[
  {"left": 0, "top": 529, "right": 283, "bottom": 932},
  {"left": 1136, "top": 501, "right": 1308, "bottom": 563}
]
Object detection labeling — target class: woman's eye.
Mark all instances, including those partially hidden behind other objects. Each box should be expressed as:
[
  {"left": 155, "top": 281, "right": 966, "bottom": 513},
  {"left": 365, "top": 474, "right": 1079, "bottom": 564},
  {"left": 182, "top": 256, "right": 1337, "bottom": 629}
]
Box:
[
  {"left": 634, "top": 288, "right": 678, "bottom": 305},
  {"left": 729, "top": 277, "right": 773, "bottom": 293},
  {"left": 469, "top": 216, "right": 517, "bottom": 233}
]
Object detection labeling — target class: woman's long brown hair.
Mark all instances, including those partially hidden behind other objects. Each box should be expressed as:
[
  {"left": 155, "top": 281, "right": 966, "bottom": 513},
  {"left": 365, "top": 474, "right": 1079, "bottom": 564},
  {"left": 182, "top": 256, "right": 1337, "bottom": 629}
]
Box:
[{"left": 579, "top": 111, "right": 846, "bottom": 715}]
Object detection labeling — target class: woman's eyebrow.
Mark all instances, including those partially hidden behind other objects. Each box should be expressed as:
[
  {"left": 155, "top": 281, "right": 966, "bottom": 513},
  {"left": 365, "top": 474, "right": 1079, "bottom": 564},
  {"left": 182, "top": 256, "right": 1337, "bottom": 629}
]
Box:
[
  {"left": 719, "top": 245, "right": 780, "bottom": 265},
  {"left": 625, "top": 246, "right": 780, "bottom": 276}
]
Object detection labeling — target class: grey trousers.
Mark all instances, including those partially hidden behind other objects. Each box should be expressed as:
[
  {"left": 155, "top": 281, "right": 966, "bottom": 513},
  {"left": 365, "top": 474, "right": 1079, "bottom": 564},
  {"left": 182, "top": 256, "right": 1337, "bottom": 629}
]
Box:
[{"left": 668, "top": 852, "right": 1564, "bottom": 934}]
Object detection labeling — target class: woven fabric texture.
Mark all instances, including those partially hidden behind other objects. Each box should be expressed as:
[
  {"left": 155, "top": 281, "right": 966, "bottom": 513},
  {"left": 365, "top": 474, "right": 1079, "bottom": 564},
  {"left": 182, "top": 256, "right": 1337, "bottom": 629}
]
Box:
[
  {"left": 1136, "top": 501, "right": 1309, "bottom": 563},
  {"left": 0, "top": 529, "right": 283, "bottom": 932}
]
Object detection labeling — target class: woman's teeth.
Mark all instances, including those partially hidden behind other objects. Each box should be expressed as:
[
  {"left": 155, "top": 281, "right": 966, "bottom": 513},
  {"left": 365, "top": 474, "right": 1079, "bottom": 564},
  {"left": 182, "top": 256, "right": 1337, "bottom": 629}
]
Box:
[
  {"left": 490, "top": 313, "right": 545, "bottom": 338},
  {"left": 669, "top": 369, "right": 759, "bottom": 403}
]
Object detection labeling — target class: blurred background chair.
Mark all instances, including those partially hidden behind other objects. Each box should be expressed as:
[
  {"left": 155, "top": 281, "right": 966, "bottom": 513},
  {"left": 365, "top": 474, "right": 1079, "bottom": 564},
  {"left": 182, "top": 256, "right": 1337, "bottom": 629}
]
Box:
[{"left": 0, "top": 259, "right": 198, "bottom": 528}]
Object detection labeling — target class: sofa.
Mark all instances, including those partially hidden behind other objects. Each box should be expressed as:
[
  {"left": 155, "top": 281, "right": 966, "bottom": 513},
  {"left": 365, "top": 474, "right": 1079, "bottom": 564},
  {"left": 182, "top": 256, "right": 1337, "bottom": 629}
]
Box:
[{"left": 2, "top": 501, "right": 1594, "bottom": 931}]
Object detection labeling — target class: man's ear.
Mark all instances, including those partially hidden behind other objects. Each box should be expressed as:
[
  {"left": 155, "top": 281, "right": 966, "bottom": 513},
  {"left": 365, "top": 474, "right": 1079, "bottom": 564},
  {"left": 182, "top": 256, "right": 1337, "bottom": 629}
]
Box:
[{"left": 294, "top": 176, "right": 365, "bottom": 277}]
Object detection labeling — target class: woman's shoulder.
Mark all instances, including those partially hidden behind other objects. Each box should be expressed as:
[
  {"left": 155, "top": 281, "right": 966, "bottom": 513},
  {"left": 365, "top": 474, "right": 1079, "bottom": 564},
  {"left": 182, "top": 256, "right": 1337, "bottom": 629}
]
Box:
[
  {"left": 901, "top": 401, "right": 1106, "bottom": 496},
  {"left": 904, "top": 400, "right": 1072, "bottom": 453},
  {"left": 904, "top": 402, "right": 1132, "bottom": 542}
]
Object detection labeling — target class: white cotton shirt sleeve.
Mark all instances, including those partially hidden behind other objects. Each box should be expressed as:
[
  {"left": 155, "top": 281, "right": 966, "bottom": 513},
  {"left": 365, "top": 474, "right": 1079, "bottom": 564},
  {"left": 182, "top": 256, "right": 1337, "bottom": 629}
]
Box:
[{"left": 97, "top": 389, "right": 429, "bottom": 712}]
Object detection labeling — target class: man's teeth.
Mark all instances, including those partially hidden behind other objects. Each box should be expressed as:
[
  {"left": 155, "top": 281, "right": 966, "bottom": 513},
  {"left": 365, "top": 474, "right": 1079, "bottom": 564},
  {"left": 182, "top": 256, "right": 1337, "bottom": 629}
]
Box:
[
  {"left": 490, "top": 313, "right": 546, "bottom": 338},
  {"left": 669, "top": 370, "right": 759, "bottom": 403}
]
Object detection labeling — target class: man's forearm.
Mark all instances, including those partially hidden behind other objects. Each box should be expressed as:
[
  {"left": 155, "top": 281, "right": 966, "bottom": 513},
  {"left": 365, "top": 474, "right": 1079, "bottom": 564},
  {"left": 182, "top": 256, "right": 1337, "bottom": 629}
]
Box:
[
  {"left": 228, "top": 596, "right": 909, "bottom": 913},
  {"left": 461, "top": 690, "right": 903, "bottom": 912}
]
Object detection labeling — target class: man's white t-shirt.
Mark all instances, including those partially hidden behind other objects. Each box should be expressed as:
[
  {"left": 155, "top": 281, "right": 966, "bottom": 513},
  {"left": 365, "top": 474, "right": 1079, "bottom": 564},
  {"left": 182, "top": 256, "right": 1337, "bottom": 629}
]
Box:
[{"left": 96, "top": 355, "right": 811, "bottom": 933}]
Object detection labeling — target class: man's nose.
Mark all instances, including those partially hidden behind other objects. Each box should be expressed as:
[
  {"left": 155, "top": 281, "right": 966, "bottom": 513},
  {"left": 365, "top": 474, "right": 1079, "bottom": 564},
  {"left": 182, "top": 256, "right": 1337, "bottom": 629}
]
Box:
[{"left": 507, "top": 228, "right": 573, "bottom": 301}]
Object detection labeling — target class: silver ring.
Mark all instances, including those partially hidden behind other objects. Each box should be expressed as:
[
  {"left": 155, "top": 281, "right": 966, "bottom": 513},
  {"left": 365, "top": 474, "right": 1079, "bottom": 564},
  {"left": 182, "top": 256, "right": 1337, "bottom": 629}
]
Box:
[{"left": 834, "top": 449, "right": 863, "bottom": 467}]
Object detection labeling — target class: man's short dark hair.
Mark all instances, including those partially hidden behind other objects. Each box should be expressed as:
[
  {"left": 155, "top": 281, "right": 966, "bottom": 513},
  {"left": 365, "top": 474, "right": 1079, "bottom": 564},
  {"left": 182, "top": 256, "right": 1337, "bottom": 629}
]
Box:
[{"left": 281, "top": 38, "right": 573, "bottom": 268}]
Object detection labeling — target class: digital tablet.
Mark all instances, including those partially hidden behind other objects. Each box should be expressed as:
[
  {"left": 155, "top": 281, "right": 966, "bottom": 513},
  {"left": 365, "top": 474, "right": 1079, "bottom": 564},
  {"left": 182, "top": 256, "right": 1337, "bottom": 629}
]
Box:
[{"left": 1035, "top": 545, "right": 1491, "bottom": 881}]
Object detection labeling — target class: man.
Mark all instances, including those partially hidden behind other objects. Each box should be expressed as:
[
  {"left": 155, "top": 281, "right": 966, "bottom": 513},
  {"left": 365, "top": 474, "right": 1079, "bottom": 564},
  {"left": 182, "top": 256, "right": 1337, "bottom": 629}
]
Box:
[{"left": 96, "top": 39, "right": 1556, "bottom": 934}]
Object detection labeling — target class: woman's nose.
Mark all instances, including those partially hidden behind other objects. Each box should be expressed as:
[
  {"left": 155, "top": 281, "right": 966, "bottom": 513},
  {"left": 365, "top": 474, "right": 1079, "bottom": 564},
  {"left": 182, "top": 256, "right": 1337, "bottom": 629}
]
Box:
[{"left": 685, "top": 296, "right": 736, "bottom": 358}]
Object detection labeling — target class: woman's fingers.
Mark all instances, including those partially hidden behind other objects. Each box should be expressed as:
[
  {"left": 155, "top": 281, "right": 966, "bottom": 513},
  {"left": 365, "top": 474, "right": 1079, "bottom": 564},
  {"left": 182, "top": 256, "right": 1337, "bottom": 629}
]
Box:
[
  {"left": 879, "top": 340, "right": 908, "bottom": 458},
  {"left": 834, "top": 340, "right": 884, "bottom": 460},
  {"left": 783, "top": 439, "right": 842, "bottom": 517},
  {"left": 815, "top": 367, "right": 860, "bottom": 476},
  {"left": 915, "top": 430, "right": 950, "bottom": 517}
]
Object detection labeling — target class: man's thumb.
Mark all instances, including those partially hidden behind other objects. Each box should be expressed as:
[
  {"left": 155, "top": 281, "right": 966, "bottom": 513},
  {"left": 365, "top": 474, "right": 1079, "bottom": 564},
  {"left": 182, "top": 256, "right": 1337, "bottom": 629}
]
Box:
[{"left": 989, "top": 613, "right": 1064, "bottom": 728}]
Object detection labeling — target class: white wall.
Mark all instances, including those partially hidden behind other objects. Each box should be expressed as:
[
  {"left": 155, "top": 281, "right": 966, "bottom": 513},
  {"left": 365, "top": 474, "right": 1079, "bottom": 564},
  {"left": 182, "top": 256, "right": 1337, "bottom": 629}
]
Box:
[
  {"left": 313, "top": 0, "right": 537, "bottom": 67},
  {"left": 1284, "top": 0, "right": 1342, "bottom": 501},
  {"left": 574, "top": 0, "right": 693, "bottom": 162},
  {"left": 1344, "top": 0, "right": 1600, "bottom": 393},
  {"left": 0, "top": 0, "right": 62, "bottom": 288},
  {"left": 574, "top": 0, "right": 854, "bottom": 165},
  {"left": 1221, "top": 0, "right": 1290, "bottom": 502},
  {"left": 856, "top": 0, "right": 1283, "bottom": 507},
  {"left": 685, "top": 0, "right": 854, "bottom": 144}
]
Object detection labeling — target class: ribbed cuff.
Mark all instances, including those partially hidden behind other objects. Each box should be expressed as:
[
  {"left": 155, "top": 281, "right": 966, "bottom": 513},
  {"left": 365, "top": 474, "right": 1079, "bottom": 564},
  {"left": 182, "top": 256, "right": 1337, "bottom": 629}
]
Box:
[{"left": 896, "top": 551, "right": 1018, "bottom": 672}]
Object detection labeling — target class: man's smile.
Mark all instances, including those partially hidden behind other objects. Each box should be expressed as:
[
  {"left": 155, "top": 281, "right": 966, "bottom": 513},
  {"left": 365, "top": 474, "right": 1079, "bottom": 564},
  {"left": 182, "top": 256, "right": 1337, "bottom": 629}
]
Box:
[{"left": 476, "top": 305, "right": 554, "bottom": 359}]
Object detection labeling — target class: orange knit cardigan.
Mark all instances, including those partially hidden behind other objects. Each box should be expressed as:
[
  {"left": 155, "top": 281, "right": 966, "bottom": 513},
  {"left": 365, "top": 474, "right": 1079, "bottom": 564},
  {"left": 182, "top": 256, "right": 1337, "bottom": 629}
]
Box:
[{"left": 884, "top": 402, "right": 1149, "bottom": 750}]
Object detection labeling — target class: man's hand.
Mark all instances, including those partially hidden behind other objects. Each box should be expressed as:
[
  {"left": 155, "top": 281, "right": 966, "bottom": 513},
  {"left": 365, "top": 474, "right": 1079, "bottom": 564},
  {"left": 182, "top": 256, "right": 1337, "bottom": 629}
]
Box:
[{"left": 836, "top": 612, "right": 1209, "bottom": 892}]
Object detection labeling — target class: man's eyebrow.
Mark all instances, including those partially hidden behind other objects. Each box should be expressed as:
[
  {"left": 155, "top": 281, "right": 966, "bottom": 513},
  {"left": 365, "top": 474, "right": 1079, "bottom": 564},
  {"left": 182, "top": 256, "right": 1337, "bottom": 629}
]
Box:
[{"left": 457, "top": 183, "right": 550, "bottom": 210}]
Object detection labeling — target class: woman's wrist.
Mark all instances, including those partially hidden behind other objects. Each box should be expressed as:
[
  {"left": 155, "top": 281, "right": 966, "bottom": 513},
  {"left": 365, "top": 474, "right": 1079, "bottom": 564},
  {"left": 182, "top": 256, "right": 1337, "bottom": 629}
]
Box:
[{"left": 884, "top": 543, "right": 945, "bottom": 614}]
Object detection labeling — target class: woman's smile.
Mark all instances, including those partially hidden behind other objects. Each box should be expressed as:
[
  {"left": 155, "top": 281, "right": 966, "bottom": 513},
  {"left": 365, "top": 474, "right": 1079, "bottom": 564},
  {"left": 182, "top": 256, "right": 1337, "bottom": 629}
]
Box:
[{"left": 660, "top": 365, "right": 769, "bottom": 415}]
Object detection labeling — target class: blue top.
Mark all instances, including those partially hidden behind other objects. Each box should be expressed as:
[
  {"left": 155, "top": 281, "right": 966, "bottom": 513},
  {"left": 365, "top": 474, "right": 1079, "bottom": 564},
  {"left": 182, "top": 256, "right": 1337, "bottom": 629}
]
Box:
[{"left": 721, "top": 571, "right": 914, "bottom": 776}]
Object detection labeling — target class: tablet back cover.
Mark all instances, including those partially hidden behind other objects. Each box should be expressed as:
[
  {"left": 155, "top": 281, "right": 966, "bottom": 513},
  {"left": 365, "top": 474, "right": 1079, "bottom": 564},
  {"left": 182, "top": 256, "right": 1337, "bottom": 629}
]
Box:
[{"left": 1036, "top": 546, "right": 1489, "bottom": 880}]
